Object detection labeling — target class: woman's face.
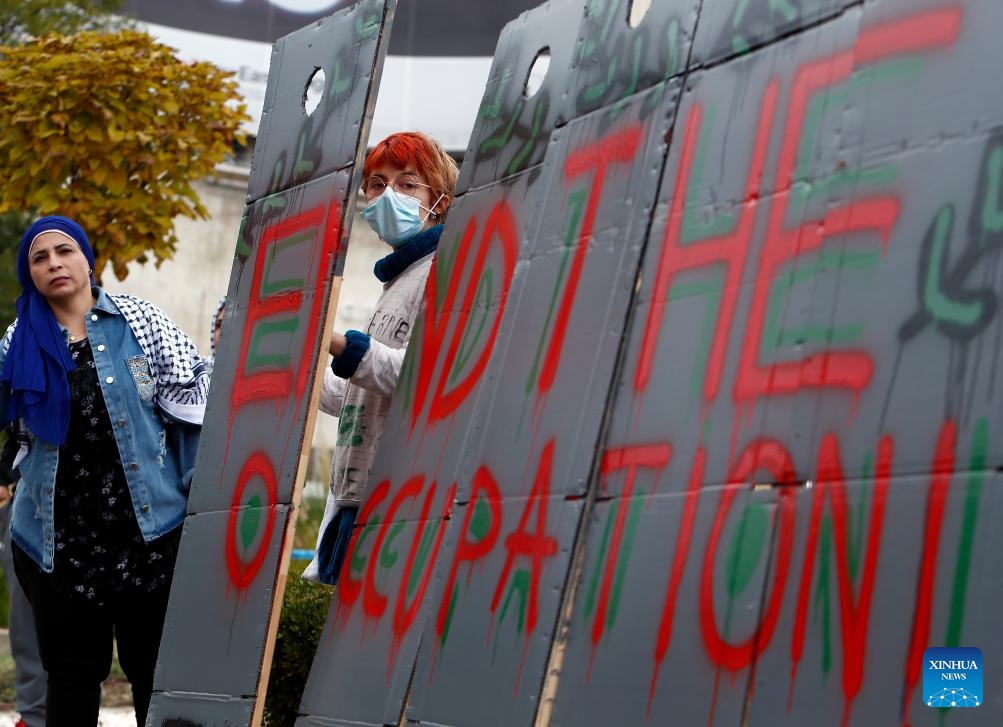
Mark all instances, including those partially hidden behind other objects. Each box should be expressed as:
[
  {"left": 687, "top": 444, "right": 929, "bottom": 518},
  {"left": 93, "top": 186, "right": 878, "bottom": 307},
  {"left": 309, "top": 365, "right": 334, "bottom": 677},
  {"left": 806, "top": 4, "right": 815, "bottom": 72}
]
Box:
[
  {"left": 28, "top": 231, "right": 91, "bottom": 303},
  {"left": 364, "top": 162, "right": 441, "bottom": 226}
]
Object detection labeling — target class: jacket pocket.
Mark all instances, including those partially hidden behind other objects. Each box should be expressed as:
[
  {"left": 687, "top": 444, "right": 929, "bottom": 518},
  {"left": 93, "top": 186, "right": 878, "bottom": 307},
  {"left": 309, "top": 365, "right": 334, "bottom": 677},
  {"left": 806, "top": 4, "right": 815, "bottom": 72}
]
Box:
[{"left": 126, "top": 355, "right": 156, "bottom": 403}]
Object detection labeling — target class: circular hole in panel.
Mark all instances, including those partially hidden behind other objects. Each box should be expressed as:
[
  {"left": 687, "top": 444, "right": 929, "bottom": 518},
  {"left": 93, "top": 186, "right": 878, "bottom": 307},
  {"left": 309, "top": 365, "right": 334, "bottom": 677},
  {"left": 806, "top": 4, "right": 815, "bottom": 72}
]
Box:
[
  {"left": 524, "top": 47, "right": 551, "bottom": 99},
  {"left": 627, "top": 0, "right": 651, "bottom": 28},
  {"left": 304, "top": 67, "right": 325, "bottom": 116}
]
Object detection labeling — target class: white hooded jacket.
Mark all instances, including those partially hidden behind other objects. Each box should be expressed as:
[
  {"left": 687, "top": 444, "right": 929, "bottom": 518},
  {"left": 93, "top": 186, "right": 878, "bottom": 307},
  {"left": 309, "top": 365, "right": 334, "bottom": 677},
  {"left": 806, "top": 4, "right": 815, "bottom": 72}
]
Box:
[{"left": 302, "top": 225, "right": 440, "bottom": 582}]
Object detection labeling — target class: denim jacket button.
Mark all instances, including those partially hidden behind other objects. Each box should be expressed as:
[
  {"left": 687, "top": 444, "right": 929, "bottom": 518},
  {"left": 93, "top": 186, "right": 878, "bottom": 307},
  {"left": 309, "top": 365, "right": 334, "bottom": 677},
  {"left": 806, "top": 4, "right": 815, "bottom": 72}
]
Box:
[
  {"left": 105, "top": 376, "right": 114, "bottom": 384},
  {"left": 90, "top": 314, "right": 98, "bottom": 321},
  {"left": 117, "top": 419, "right": 126, "bottom": 428},
  {"left": 141, "top": 504, "right": 150, "bottom": 513},
  {"left": 97, "top": 344, "right": 106, "bottom": 352},
  {"left": 130, "top": 462, "right": 138, "bottom": 470}
]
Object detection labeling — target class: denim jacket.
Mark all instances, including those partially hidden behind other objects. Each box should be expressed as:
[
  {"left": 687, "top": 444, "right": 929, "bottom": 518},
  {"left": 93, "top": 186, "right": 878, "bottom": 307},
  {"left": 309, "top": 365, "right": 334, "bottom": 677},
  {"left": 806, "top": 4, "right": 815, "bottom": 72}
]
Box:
[{"left": 0, "top": 289, "right": 203, "bottom": 572}]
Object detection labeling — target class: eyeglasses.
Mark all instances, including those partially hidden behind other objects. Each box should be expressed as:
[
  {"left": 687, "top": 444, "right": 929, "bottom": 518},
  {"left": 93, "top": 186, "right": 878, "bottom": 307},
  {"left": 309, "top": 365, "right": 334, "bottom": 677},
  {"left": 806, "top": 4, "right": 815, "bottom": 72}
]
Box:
[{"left": 362, "top": 174, "right": 431, "bottom": 201}]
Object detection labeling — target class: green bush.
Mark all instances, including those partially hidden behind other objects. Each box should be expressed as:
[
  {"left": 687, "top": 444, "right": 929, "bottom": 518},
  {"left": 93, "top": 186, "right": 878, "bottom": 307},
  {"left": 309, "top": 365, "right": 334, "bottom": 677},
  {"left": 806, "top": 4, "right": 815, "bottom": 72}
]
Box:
[
  {"left": 0, "top": 211, "right": 31, "bottom": 330},
  {"left": 263, "top": 558, "right": 333, "bottom": 725}
]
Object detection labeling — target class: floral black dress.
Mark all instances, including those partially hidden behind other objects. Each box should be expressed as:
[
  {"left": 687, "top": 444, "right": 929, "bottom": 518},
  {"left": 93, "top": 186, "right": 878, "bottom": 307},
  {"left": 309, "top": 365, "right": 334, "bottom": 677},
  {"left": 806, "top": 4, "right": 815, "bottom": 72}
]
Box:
[{"left": 50, "top": 339, "right": 180, "bottom": 605}]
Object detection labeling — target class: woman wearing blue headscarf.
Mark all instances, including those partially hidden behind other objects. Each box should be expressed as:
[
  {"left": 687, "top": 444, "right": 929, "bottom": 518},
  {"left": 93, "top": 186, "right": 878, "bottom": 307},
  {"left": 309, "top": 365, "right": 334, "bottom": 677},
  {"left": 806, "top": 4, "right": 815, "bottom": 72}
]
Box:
[{"left": 0, "top": 216, "right": 208, "bottom": 726}]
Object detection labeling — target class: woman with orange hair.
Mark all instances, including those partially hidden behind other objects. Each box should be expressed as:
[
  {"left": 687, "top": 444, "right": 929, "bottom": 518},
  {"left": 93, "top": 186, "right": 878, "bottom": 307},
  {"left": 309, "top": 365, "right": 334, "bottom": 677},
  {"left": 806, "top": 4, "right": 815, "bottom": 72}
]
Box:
[{"left": 304, "top": 131, "right": 457, "bottom": 584}]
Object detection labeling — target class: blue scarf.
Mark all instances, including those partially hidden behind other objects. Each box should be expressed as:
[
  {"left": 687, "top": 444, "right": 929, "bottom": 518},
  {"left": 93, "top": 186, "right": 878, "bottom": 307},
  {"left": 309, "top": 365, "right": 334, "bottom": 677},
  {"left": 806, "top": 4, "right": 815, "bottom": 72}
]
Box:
[
  {"left": 373, "top": 224, "right": 443, "bottom": 283},
  {"left": 0, "top": 216, "right": 95, "bottom": 445}
]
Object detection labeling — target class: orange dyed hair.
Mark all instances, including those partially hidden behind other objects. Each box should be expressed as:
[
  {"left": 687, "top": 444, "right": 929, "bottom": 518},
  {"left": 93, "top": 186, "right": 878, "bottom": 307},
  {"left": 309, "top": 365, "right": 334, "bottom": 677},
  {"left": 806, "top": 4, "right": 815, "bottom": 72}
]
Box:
[{"left": 362, "top": 131, "right": 459, "bottom": 221}]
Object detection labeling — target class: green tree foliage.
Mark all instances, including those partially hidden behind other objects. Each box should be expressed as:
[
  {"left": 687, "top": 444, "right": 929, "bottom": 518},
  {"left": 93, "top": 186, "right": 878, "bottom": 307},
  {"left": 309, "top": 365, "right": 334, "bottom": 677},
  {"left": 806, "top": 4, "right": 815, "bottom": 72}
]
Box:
[
  {"left": 0, "top": 30, "right": 248, "bottom": 280},
  {"left": 0, "top": 0, "right": 127, "bottom": 47},
  {"left": 0, "top": 211, "right": 29, "bottom": 328},
  {"left": 0, "top": 0, "right": 126, "bottom": 320}
]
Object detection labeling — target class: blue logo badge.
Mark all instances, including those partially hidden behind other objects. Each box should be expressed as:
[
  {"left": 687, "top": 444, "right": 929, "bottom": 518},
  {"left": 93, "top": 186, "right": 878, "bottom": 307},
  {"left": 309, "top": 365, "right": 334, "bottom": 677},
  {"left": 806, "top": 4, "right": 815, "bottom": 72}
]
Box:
[{"left": 924, "top": 647, "right": 983, "bottom": 707}]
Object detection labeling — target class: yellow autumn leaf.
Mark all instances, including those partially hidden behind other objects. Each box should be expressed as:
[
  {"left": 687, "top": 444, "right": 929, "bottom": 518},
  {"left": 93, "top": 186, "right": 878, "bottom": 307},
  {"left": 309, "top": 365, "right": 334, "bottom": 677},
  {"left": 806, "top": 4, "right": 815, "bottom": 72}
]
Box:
[{"left": 105, "top": 168, "right": 127, "bottom": 196}]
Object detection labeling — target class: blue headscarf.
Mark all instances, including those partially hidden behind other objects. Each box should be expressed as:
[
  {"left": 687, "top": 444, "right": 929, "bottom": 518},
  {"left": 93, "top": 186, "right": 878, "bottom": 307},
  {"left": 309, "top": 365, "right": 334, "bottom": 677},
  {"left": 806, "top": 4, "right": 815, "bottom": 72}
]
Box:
[{"left": 0, "top": 216, "right": 95, "bottom": 445}]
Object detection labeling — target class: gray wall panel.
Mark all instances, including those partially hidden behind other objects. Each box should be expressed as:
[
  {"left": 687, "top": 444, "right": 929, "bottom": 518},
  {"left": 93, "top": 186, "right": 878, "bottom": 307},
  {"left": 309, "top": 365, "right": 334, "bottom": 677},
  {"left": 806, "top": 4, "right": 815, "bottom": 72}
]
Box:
[
  {"left": 443, "top": 84, "right": 679, "bottom": 501},
  {"left": 300, "top": 498, "right": 452, "bottom": 724},
  {"left": 550, "top": 486, "right": 772, "bottom": 726},
  {"left": 802, "top": 134, "right": 1003, "bottom": 478},
  {"left": 248, "top": 0, "right": 394, "bottom": 205},
  {"left": 691, "top": 0, "right": 857, "bottom": 66},
  {"left": 156, "top": 508, "right": 291, "bottom": 694},
  {"left": 559, "top": 1, "right": 1003, "bottom": 725},
  {"left": 406, "top": 497, "right": 583, "bottom": 727},
  {"left": 149, "top": 693, "right": 254, "bottom": 725},
  {"left": 745, "top": 473, "right": 1003, "bottom": 726},
  {"left": 187, "top": 170, "right": 351, "bottom": 514},
  {"left": 151, "top": 1, "right": 393, "bottom": 723},
  {"left": 567, "top": 0, "right": 700, "bottom": 119},
  {"left": 455, "top": 0, "right": 585, "bottom": 193}
]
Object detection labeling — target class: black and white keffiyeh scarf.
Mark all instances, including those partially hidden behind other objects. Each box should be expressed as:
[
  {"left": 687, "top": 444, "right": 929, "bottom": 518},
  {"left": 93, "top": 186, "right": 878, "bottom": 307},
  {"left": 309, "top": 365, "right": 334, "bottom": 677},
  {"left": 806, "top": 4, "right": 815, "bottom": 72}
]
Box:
[{"left": 111, "top": 294, "right": 209, "bottom": 424}]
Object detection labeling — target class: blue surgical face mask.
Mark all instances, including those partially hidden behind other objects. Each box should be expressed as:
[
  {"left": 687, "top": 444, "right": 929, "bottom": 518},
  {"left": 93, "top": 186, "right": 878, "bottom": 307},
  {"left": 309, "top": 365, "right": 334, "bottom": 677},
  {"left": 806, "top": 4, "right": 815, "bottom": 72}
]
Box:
[{"left": 360, "top": 188, "right": 441, "bottom": 247}]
